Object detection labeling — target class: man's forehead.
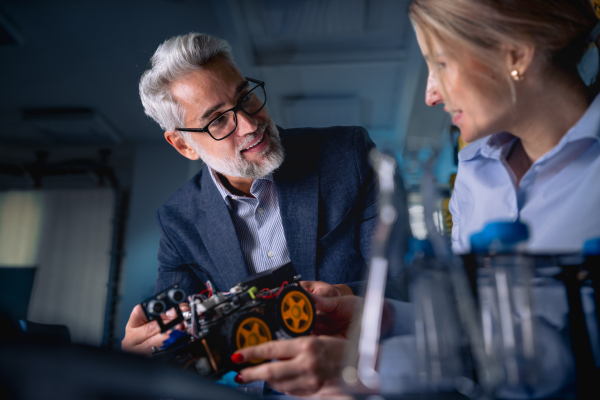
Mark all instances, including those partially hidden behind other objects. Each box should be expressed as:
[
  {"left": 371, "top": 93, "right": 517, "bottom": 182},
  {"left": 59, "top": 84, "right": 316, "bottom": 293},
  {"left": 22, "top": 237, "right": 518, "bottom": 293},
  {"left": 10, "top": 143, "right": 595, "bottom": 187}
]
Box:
[
  {"left": 171, "top": 64, "right": 249, "bottom": 125},
  {"left": 172, "top": 65, "right": 246, "bottom": 101}
]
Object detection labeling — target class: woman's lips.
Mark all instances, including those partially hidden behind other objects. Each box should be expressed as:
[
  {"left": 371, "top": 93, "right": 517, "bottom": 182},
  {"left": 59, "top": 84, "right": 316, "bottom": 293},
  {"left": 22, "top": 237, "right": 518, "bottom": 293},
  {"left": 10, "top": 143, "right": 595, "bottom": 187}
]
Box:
[{"left": 452, "top": 112, "right": 463, "bottom": 125}]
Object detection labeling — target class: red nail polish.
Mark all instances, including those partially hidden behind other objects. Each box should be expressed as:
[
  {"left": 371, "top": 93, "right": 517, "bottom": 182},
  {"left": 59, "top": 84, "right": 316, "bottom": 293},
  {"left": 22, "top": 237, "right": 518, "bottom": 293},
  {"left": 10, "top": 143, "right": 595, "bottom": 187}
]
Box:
[
  {"left": 231, "top": 352, "right": 244, "bottom": 363},
  {"left": 234, "top": 373, "right": 243, "bottom": 384}
]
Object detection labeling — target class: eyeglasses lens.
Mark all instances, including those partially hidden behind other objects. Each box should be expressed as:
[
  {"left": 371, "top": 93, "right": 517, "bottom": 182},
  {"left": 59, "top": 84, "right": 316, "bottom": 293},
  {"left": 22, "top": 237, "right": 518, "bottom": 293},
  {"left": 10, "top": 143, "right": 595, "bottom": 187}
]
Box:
[
  {"left": 207, "top": 86, "right": 266, "bottom": 140},
  {"left": 241, "top": 86, "right": 266, "bottom": 115},
  {"left": 208, "top": 110, "right": 237, "bottom": 139}
]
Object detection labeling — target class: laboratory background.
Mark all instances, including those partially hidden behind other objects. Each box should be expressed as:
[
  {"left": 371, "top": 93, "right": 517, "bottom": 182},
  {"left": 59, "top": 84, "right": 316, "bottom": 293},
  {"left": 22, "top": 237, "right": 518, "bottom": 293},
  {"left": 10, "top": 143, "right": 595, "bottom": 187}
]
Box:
[{"left": 0, "top": 0, "right": 454, "bottom": 348}]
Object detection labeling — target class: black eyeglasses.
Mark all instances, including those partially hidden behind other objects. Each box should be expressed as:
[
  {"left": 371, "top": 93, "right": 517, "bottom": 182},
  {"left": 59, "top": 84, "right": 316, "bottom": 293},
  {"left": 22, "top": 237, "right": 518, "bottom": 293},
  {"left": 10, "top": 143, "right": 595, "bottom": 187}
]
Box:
[{"left": 176, "top": 77, "right": 267, "bottom": 141}]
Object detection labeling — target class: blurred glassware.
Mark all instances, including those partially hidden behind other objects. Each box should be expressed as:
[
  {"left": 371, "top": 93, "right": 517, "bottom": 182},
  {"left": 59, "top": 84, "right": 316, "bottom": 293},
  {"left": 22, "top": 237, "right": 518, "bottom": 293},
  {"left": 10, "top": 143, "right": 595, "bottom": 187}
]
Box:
[
  {"left": 476, "top": 254, "right": 539, "bottom": 389},
  {"left": 411, "top": 249, "right": 473, "bottom": 393}
]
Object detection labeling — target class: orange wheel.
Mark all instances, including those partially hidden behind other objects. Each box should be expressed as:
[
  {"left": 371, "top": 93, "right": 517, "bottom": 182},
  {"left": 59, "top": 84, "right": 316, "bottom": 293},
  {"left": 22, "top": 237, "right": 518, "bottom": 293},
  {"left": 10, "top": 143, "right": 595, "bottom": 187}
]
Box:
[
  {"left": 276, "top": 286, "right": 315, "bottom": 337},
  {"left": 226, "top": 312, "right": 274, "bottom": 365},
  {"left": 235, "top": 316, "right": 273, "bottom": 349}
]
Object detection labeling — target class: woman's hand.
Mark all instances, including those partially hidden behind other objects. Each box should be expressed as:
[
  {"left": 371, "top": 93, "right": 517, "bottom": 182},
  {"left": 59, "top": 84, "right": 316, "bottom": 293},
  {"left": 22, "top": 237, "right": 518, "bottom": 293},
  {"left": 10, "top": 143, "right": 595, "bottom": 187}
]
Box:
[
  {"left": 300, "top": 281, "right": 353, "bottom": 297},
  {"left": 230, "top": 293, "right": 365, "bottom": 396},
  {"left": 234, "top": 335, "right": 348, "bottom": 396},
  {"left": 311, "top": 294, "right": 364, "bottom": 339}
]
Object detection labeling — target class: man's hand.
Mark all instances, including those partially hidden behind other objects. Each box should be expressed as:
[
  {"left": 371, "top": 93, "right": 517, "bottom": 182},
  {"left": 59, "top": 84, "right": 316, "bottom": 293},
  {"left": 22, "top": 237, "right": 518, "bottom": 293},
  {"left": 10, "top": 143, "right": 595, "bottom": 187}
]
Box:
[
  {"left": 233, "top": 336, "right": 348, "bottom": 397},
  {"left": 300, "top": 281, "right": 353, "bottom": 297},
  {"left": 121, "top": 303, "right": 188, "bottom": 356}
]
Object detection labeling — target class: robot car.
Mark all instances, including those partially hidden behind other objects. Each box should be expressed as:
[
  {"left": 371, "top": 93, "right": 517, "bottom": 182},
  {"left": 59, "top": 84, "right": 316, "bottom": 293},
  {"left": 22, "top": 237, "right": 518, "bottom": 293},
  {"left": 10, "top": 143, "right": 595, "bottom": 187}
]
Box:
[{"left": 140, "top": 263, "right": 316, "bottom": 379}]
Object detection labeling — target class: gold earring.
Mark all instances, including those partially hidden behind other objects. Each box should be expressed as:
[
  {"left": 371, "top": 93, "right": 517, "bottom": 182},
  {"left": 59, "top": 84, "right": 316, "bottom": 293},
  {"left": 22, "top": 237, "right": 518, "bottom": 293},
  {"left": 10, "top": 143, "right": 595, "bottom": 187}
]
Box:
[{"left": 511, "top": 69, "right": 523, "bottom": 81}]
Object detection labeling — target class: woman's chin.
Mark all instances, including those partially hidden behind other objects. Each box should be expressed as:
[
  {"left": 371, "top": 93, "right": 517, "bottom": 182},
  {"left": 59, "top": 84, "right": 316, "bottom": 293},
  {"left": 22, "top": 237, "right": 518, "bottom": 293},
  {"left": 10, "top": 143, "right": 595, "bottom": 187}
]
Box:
[{"left": 458, "top": 128, "right": 488, "bottom": 145}]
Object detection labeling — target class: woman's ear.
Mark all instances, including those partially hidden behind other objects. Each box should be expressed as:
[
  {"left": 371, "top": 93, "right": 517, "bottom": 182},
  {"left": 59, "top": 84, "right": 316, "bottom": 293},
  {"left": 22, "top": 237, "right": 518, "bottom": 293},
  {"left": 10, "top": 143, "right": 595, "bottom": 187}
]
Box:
[
  {"left": 164, "top": 131, "right": 200, "bottom": 160},
  {"left": 504, "top": 43, "right": 536, "bottom": 78}
]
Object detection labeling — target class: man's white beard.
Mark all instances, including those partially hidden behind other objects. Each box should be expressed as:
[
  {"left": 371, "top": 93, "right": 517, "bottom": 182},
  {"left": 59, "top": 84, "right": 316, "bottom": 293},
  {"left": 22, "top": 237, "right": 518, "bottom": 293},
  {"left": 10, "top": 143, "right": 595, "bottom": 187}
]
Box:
[{"left": 188, "top": 120, "right": 285, "bottom": 179}]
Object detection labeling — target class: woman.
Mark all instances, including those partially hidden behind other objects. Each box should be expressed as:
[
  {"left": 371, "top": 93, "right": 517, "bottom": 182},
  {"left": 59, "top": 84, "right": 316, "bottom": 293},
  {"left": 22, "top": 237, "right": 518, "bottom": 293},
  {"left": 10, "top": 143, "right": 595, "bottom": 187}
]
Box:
[
  {"left": 235, "top": 0, "right": 600, "bottom": 396},
  {"left": 411, "top": 0, "right": 600, "bottom": 253}
]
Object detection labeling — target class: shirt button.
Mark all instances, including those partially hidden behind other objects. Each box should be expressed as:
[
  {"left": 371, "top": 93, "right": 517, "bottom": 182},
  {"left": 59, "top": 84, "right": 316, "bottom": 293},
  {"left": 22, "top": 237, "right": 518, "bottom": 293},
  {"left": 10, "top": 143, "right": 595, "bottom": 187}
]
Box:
[
  {"left": 257, "top": 207, "right": 264, "bottom": 214},
  {"left": 267, "top": 251, "right": 274, "bottom": 258}
]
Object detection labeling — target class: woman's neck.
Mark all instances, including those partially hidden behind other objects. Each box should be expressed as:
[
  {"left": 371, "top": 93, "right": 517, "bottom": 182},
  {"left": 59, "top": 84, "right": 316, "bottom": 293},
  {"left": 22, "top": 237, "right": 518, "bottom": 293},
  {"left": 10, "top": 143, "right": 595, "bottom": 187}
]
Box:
[{"left": 511, "top": 71, "right": 590, "bottom": 164}]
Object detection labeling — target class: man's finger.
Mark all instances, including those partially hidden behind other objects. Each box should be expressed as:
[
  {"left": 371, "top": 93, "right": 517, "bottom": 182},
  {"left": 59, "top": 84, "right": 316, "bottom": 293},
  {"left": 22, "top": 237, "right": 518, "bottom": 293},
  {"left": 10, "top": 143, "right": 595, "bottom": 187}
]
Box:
[
  {"left": 126, "top": 305, "right": 150, "bottom": 329},
  {"left": 136, "top": 331, "right": 172, "bottom": 355},
  {"left": 141, "top": 318, "right": 163, "bottom": 338}
]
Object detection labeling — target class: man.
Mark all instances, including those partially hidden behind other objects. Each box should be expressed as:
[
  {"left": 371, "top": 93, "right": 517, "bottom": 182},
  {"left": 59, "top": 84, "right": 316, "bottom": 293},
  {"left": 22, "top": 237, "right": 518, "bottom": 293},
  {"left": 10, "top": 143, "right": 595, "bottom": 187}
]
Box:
[{"left": 121, "top": 32, "right": 381, "bottom": 354}]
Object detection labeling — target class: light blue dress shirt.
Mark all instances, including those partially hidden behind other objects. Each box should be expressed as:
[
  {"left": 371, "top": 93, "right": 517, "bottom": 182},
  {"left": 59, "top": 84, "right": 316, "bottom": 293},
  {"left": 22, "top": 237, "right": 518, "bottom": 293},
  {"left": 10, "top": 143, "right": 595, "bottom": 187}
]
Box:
[
  {"left": 449, "top": 94, "right": 600, "bottom": 254},
  {"left": 376, "top": 95, "right": 600, "bottom": 397},
  {"left": 209, "top": 168, "right": 291, "bottom": 275}
]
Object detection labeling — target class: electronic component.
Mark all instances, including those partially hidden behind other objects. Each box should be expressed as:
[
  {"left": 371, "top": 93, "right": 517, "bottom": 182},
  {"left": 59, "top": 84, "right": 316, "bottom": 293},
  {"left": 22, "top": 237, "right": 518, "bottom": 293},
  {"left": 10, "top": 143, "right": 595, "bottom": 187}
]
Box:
[{"left": 139, "top": 263, "right": 316, "bottom": 379}]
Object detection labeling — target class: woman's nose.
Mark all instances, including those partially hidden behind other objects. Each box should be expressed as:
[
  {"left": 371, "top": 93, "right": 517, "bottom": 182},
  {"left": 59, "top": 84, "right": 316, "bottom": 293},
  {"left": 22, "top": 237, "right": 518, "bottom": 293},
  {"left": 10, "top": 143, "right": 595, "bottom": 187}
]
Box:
[{"left": 425, "top": 71, "right": 443, "bottom": 107}]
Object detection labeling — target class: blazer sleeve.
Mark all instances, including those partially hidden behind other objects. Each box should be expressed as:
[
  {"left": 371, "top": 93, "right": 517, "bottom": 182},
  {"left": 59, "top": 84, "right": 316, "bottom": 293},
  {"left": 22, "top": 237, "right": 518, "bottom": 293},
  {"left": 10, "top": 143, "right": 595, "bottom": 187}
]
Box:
[
  {"left": 348, "top": 127, "right": 412, "bottom": 296},
  {"left": 155, "top": 210, "right": 207, "bottom": 297},
  {"left": 343, "top": 127, "right": 379, "bottom": 295}
]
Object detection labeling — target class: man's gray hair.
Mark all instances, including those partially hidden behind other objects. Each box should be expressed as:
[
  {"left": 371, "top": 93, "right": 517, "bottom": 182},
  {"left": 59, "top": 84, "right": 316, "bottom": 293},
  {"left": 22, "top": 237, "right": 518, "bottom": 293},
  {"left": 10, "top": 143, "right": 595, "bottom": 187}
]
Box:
[{"left": 139, "top": 32, "right": 235, "bottom": 131}]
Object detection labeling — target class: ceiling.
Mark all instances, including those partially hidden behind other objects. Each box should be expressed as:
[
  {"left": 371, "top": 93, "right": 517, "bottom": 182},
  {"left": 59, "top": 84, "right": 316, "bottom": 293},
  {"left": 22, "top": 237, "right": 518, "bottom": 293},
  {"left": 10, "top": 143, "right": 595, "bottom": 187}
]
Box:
[{"left": 0, "top": 0, "right": 449, "bottom": 162}]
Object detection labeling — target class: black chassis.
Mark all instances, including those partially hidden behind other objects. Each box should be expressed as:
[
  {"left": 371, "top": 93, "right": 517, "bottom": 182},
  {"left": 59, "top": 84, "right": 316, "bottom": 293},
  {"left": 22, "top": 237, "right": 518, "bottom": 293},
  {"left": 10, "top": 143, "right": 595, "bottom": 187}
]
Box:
[{"left": 140, "top": 263, "right": 309, "bottom": 379}]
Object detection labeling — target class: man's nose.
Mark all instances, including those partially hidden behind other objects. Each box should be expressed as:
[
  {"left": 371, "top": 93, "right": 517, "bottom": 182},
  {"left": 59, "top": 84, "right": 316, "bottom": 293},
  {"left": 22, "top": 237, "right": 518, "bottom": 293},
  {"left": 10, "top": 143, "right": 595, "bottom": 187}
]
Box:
[
  {"left": 425, "top": 71, "right": 443, "bottom": 107},
  {"left": 234, "top": 111, "right": 259, "bottom": 136}
]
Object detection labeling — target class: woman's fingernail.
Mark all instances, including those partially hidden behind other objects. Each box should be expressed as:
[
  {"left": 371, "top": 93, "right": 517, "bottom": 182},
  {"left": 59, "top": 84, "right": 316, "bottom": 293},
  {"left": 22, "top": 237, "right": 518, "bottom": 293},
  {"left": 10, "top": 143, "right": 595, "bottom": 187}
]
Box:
[
  {"left": 231, "top": 352, "right": 244, "bottom": 363},
  {"left": 234, "top": 373, "right": 243, "bottom": 384}
]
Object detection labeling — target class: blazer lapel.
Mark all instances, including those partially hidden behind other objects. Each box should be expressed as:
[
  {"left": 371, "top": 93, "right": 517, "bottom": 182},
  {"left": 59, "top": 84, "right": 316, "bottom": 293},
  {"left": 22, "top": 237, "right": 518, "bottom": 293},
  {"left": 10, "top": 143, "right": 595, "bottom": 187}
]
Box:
[
  {"left": 274, "top": 134, "right": 319, "bottom": 282},
  {"left": 196, "top": 165, "right": 250, "bottom": 287}
]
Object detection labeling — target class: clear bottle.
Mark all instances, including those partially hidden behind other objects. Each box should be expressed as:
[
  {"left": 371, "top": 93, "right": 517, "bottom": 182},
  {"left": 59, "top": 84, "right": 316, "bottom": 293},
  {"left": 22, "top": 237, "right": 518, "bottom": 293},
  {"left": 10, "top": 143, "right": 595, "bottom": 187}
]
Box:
[{"left": 470, "top": 221, "right": 541, "bottom": 393}]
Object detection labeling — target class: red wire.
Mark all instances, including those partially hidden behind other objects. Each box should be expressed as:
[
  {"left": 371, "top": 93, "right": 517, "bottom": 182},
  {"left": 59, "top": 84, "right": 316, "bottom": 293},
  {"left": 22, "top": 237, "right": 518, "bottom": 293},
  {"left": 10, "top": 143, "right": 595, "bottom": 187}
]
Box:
[{"left": 257, "top": 281, "right": 289, "bottom": 299}]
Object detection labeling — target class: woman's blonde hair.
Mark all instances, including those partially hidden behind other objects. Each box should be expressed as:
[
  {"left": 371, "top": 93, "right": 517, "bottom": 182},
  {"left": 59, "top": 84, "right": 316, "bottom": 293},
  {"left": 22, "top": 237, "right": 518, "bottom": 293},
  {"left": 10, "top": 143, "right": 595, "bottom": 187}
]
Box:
[{"left": 409, "top": 0, "right": 598, "bottom": 100}]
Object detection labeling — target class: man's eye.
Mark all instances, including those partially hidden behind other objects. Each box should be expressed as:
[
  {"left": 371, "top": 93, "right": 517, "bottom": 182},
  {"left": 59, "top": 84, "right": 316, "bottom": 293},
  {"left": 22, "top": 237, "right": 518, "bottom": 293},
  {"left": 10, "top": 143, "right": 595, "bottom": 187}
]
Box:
[
  {"left": 242, "top": 92, "right": 255, "bottom": 104},
  {"left": 211, "top": 115, "right": 226, "bottom": 127}
]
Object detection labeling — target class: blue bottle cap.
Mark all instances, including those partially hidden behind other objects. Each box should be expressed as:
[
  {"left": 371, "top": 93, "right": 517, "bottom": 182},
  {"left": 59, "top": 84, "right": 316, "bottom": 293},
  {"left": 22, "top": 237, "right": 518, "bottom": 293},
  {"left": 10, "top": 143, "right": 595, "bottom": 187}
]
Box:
[
  {"left": 404, "top": 237, "right": 435, "bottom": 264},
  {"left": 409, "top": 237, "right": 435, "bottom": 255},
  {"left": 470, "top": 220, "right": 529, "bottom": 254},
  {"left": 583, "top": 237, "right": 600, "bottom": 256}
]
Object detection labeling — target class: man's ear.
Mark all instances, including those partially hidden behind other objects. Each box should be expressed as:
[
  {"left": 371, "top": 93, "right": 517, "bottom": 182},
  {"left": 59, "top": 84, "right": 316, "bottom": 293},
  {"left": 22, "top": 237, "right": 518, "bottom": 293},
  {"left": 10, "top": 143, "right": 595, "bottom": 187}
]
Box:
[
  {"left": 164, "top": 131, "right": 200, "bottom": 160},
  {"left": 504, "top": 43, "right": 536, "bottom": 78}
]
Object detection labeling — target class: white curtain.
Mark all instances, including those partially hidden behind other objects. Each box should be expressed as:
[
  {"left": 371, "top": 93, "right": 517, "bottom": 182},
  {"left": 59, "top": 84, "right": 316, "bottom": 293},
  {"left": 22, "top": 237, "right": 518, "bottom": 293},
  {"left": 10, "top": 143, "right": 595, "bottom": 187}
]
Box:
[
  {"left": 0, "top": 191, "right": 43, "bottom": 266},
  {"left": 0, "top": 189, "right": 115, "bottom": 345}
]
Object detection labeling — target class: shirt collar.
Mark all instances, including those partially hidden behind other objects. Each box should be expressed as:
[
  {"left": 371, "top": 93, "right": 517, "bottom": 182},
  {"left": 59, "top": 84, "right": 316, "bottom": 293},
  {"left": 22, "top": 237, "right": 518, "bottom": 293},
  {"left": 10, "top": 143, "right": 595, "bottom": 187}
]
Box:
[
  {"left": 208, "top": 167, "right": 273, "bottom": 209},
  {"left": 561, "top": 91, "right": 600, "bottom": 143},
  {"left": 458, "top": 93, "right": 600, "bottom": 163}
]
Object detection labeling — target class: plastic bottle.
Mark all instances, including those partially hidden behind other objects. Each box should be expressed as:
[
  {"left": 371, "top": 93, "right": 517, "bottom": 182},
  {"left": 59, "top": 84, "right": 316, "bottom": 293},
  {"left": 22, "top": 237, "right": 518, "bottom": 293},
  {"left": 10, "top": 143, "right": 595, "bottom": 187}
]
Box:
[{"left": 470, "top": 221, "right": 541, "bottom": 393}]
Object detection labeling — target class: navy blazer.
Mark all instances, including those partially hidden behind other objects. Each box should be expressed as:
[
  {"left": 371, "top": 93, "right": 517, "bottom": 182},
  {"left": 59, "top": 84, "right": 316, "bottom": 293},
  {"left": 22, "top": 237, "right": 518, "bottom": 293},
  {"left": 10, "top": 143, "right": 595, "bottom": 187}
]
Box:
[{"left": 155, "top": 126, "right": 378, "bottom": 296}]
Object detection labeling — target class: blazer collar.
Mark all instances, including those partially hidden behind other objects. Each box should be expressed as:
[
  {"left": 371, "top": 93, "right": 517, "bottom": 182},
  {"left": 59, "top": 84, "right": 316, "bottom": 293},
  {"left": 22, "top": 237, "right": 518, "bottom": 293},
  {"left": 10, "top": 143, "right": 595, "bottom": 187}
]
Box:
[
  {"left": 273, "top": 128, "right": 319, "bottom": 281},
  {"left": 197, "top": 164, "right": 250, "bottom": 287}
]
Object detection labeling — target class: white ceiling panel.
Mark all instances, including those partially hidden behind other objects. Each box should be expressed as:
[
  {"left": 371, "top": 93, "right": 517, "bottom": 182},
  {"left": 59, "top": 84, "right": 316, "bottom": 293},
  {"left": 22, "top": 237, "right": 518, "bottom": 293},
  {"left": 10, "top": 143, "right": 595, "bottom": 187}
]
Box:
[
  {"left": 282, "top": 97, "right": 360, "bottom": 128},
  {"left": 260, "top": 62, "right": 403, "bottom": 131}
]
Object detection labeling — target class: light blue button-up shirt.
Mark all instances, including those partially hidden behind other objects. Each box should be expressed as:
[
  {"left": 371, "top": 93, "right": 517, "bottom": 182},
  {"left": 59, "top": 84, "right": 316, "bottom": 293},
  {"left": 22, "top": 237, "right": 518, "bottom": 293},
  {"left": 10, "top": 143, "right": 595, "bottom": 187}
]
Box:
[
  {"left": 450, "top": 94, "right": 600, "bottom": 254},
  {"left": 440, "top": 95, "right": 600, "bottom": 398},
  {"left": 209, "top": 168, "right": 291, "bottom": 275}
]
